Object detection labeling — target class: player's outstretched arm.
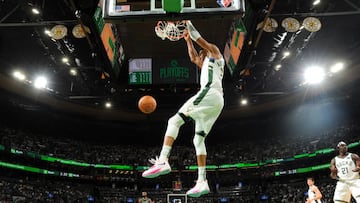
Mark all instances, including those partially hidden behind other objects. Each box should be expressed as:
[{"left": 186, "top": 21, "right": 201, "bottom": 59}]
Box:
[
  {"left": 186, "top": 20, "right": 222, "bottom": 60},
  {"left": 184, "top": 31, "right": 202, "bottom": 68}
]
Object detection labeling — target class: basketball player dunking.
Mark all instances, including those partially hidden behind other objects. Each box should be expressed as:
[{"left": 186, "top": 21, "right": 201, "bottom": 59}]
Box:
[
  {"left": 142, "top": 20, "right": 225, "bottom": 198},
  {"left": 330, "top": 141, "right": 360, "bottom": 203}
]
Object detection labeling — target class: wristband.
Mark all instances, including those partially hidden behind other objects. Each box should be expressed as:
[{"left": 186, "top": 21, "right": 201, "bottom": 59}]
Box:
[{"left": 187, "top": 20, "right": 201, "bottom": 41}]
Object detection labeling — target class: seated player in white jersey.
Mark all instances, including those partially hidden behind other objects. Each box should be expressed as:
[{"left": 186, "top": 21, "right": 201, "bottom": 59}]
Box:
[{"left": 142, "top": 21, "right": 225, "bottom": 198}]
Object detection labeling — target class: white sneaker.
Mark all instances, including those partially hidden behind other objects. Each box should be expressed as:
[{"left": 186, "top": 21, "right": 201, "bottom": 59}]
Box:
[
  {"left": 186, "top": 180, "right": 210, "bottom": 198},
  {"left": 142, "top": 156, "right": 171, "bottom": 178}
]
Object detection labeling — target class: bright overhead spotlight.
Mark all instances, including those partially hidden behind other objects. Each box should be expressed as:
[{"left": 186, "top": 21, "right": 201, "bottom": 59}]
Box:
[
  {"left": 330, "top": 62, "right": 344, "bottom": 73},
  {"left": 313, "top": 0, "right": 320, "bottom": 5},
  {"left": 62, "top": 57, "right": 69, "bottom": 63},
  {"left": 283, "top": 51, "right": 290, "bottom": 57},
  {"left": 69, "top": 68, "right": 78, "bottom": 76},
  {"left": 240, "top": 98, "right": 248, "bottom": 106},
  {"left": 304, "top": 66, "right": 325, "bottom": 84},
  {"left": 105, "top": 102, "right": 112, "bottom": 108},
  {"left": 44, "top": 29, "right": 51, "bottom": 36},
  {"left": 275, "top": 64, "right": 282, "bottom": 71},
  {"left": 13, "top": 71, "right": 26, "bottom": 81},
  {"left": 31, "top": 8, "right": 40, "bottom": 15},
  {"left": 34, "top": 76, "right": 48, "bottom": 89}
]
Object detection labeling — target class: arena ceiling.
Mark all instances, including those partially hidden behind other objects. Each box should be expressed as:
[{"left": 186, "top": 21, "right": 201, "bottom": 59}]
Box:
[{"left": 0, "top": 0, "right": 360, "bottom": 126}]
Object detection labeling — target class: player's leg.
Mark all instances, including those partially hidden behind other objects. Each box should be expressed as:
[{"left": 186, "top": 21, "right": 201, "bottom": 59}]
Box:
[
  {"left": 142, "top": 99, "right": 194, "bottom": 178},
  {"left": 186, "top": 112, "right": 221, "bottom": 198},
  {"left": 186, "top": 90, "right": 224, "bottom": 196},
  {"left": 333, "top": 182, "right": 351, "bottom": 203},
  {"left": 160, "top": 112, "right": 192, "bottom": 159},
  {"left": 193, "top": 129, "right": 207, "bottom": 183},
  {"left": 159, "top": 97, "right": 195, "bottom": 160},
  {"left": 141, "top": 113, "right": 187, "bottom": 178},
  {"left": 186, "top": 127, "right": 210, "bottom": 198},
  {"left": 350, "top": 180, "right": 360, "bottom": 202}
]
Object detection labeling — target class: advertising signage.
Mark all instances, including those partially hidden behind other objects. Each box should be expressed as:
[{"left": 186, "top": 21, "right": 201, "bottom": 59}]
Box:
[{"left": 152, "top": 58, "right": 198, "bottom": 84}]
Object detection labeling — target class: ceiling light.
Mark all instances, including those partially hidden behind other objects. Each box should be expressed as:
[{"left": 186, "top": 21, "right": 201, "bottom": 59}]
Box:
[
  {"left": 62, "top": 57, "right": 69, "bottom": 63},
  {"left": 303, "top": 17, "right": 322, "bottom": 32},
  {"left": 31, "top": 8, "right": 40, "bottom": 15},
  {"left": 72, "top": 24, "right": 91, "bottom": 38},
  {"left": 13, "top": 71, "right": 26, "bottom": 81},
  {"left": 69, "top": 68, "right": 78, "bottom": 76},
  {"left": 304, "top": 66, "right": 325, "bottom": 84},
  {"left": 275, "top": 64, "right": 282, "bottom": 71},
  {"left": 283, "top": 51, "right": 290, "bottom": 57},
  {"left": 34, "top": 76, "right": 48, "bottom": 89},
  {"left": 281, "top": 17, "right": 300, "bottom": 32},
  {"left": 50, "top": 25, "right": 67, "bottom": 40},
  {"left": 263, "top": 18, "right": 278, "bottom": 33},
  {"left": 44, "top": 29, "right": 51, "bottom": 36},
  {"left": 330, "top": 62, "right": 344, "bottom": 73},
  {"left": 313, "top": 0, "right": 321, "bottom": 5},
  {"left": 240, "top": 98, "right": 248, "bottom": 106},
  {"left": 105, "top": 102, "right": 112, "bottom": 108}
]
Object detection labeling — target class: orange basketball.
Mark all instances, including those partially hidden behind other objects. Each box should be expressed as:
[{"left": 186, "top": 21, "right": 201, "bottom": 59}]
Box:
[{"left": 138, "top": 95, "right": 157, "bottom": 114}]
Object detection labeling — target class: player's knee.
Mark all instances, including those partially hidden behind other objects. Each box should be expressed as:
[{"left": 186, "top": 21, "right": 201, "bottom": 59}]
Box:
[
  {"left": 165, "top": 113, "right": 186, "bottom": 140},
  {"left": 168, "top": 113, "right": 185, "bottom": 127},
  {"left": 193, "top": 134, "right": 207, "bottom": 155}
]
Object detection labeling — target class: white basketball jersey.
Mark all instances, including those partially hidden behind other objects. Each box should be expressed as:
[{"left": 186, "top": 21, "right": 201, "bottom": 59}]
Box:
[
  {"left": 335, "top": 153, "right": 360, "bottom": 180},
  {"left": 139, "top": 198, "right": 151, "bottom": 203},
  {"left": 308, "top": 185, "right": 322, "bottom": 203},
  {"left": 200, "top": 56, "right": 224, "bottom": 91}
]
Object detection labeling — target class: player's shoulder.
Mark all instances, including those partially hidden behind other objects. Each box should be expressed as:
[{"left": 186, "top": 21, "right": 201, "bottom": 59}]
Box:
[{"left": 351, "top": 152, "right": 360, "bottom": 158}]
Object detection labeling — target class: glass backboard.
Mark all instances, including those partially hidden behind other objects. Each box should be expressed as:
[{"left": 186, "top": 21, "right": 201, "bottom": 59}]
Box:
[{"left": 102, "top": 0, "right": 245, "bottom": 23}]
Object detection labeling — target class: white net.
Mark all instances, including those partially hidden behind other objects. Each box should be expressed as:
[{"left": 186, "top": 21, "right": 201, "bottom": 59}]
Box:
[
  {"left": 155, "top": 21, "right": 167, "bottom": 40},
  {"left": 155, "top": 20, "right": 187, "bottom": 41}
]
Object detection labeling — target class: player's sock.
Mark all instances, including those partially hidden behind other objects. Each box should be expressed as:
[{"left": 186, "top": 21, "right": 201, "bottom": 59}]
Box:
[
  {"left": 159, "top": 145, "right": 172, "bottom": 160},
  {"left": 197, "top": 166, "right": 206, "bottom": 181}
]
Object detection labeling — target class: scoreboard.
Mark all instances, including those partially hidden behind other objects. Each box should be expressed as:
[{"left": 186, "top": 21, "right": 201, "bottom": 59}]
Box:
[{"left": 129, "top": 58, "right": 198, "bottom": 85}]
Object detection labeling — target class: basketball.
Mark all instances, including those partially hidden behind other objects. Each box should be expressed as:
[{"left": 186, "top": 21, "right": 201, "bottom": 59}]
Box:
[{"left": 138, "top": 95, "right": 157, "bottom": 114}]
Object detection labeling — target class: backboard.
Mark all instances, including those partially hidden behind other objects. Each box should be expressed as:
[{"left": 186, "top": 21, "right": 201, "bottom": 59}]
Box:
[
  {"left": 102, "top": 0, "right": 245, "bottom": 23},
  {"left": 167, "top": 193, "right": 187, "bottom": 203},
  {"left": 93, "top": 0, "right": 246, "bottom": 85}
]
